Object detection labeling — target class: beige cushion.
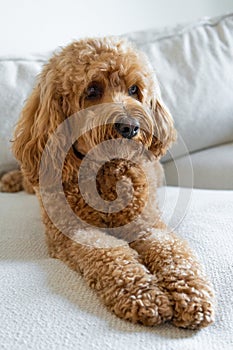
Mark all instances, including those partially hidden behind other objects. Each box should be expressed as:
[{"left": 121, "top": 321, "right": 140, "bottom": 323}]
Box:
[
  {"left": 127, "top": 13, "right": 233, "bottom": 160},
  {"left": 0, "top": 55, "right": 48, "bottom": 174},
  {"left": 163, "top": 142, "right": 233, "bottom": 189}
]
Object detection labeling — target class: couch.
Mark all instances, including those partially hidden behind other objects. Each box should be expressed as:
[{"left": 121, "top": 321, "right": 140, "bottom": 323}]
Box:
[{"left": 0, "top": 13, "right": 233, "bottom": 350}]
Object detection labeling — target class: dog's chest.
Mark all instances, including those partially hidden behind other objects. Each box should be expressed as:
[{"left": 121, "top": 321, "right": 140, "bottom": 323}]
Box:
[{"left": 64, "top": 159, "right": 160, "bottom": 230}]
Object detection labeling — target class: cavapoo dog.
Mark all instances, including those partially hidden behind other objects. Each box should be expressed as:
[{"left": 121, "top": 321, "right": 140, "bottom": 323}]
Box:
[{"left": 0, "top": 37, "right": 215, "bottom": 329}]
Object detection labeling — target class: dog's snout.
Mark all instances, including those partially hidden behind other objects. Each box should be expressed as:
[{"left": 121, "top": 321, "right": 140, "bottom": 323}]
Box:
[{"left": 114, "top": 118, "right": 140, "bottom": 139}]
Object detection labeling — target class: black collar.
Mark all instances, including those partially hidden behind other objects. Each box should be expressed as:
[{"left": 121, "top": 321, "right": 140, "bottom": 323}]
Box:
[{"left": 72, "top": 146, "right": 85, "bottom": 160}]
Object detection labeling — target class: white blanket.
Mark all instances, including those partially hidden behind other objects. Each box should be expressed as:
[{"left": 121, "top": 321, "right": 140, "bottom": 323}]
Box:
[{"left": 0, "top": 187, "right": 233, "bottom": 350}]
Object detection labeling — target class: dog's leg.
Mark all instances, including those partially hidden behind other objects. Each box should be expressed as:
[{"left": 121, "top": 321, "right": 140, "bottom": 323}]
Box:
[
  {"left": 46, "top": 228, "right": 173, "bottom": 326},
  {"left": 130, "top": 230, "right": 215, "bottom": 329},
  {"left": 0, "top": 169, "right": 34, "bottom": 193}
]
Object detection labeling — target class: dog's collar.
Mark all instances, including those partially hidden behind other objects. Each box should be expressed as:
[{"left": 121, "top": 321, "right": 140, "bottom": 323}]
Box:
[{"left": 72, "top": 146, "right": 85, "bottom": 160}]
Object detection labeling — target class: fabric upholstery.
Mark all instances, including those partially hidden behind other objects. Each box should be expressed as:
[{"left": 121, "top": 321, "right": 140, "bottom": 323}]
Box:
[
  {"left": 0, "top": 55, "right": 48, "bottom": 174},
  {"left": 163, "top": 142, "right": 233, "bottom": 189},
  {"left": 127, "top": 13, "right": 233, "bottom": 160},
  {"left": 0, "top": 187, "right": 233, "bottom": 349}
]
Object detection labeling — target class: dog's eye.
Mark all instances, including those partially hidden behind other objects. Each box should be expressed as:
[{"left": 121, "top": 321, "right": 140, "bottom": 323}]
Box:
[
  {"left": 128, "top": 85, "right": 139, "bottom": 97},
  {"left": 86, "top": 83, "right": 103, "bottom": 100}
]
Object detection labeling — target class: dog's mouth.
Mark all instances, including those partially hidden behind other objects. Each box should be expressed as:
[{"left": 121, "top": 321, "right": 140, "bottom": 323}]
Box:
[{"left": 69, "top": 100, "right": 154, "bottom": 163}]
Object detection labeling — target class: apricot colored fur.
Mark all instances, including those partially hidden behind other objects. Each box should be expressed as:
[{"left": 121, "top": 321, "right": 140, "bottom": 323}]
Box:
[{"left": 1, "top": 37, "right": 214, "bottom": 329}]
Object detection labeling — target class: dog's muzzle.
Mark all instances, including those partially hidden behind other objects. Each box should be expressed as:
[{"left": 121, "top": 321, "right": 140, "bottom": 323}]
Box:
[{"left": 114, "top": 117, "right": 140, "bottom": 139}]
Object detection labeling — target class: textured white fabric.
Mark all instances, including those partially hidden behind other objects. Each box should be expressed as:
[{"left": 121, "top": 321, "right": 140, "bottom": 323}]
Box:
[
  {"left": 163, "top": 142, "right": 233, "bottom": 189},
  {"left": 0, "top": 187, "right": 233, "bottom": 350}
]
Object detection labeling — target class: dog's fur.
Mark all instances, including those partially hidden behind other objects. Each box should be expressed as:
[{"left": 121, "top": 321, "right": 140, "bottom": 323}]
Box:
[{"left": 1, "top": 37, "right": 215, "bottom": 328}]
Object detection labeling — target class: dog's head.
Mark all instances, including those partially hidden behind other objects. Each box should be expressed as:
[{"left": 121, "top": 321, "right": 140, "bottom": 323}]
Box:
[{"left": 13, "top": 37, "right": 176, "bottom": 186}]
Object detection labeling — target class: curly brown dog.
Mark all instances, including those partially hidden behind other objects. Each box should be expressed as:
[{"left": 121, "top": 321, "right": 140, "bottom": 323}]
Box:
[{"left": 0, "top": 37, "right": 215, "bottom": 329}]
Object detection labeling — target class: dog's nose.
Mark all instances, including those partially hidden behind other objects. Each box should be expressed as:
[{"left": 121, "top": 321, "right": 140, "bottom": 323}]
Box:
[{"left": 114, "top": 118, "right": 140, "bottom": 139}]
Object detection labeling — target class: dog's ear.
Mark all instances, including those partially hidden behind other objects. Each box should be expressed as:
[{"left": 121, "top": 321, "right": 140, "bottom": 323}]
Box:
[
  {"left": 12, "top": 71, "right": 65, "bottom": 186},
  {"left": 148, "top": 96, "right": 176, "bottom": 158}
]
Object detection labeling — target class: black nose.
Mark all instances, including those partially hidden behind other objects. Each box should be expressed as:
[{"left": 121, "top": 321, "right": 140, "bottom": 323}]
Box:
[{"left": 114, "top": 118, "right": 140, "bottom": 139}]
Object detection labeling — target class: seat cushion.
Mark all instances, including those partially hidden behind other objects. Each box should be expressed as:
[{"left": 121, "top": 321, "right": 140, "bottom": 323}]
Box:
[
  {"left": 1, "top": 187, "right": 233, "bottom": 349},
  {"left": 163, "top": 142, "right": 233, "bottom": 189}
]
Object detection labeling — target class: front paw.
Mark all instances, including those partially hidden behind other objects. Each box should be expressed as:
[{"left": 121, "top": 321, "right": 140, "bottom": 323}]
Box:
[
  {"left": 108, "top": 279, "right": 173, "bottom": 326},
  {"left": 130, "top": 232, "right": 215, "bottom": 329},
  {"left": 170, "top": 281, "right": 215, "bottom": 329}
]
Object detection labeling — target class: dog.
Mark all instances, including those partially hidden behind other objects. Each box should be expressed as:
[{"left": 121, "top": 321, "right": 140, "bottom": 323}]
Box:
[{"left": 1, "top": 37, "right": 215, "bottom": 328}]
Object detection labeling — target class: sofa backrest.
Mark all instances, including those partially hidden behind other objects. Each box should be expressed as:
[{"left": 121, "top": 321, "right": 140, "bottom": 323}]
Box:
[{"left": 0, "top": 13, "right": 232, "bottom": 188}]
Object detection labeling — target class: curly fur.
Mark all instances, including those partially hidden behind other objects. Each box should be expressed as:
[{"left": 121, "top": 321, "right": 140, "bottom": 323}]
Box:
[{"left": 1, "top": 37, "right": 214, "bottom": 328}]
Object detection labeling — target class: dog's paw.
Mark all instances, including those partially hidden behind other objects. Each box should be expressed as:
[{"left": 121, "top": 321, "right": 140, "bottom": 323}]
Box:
[
  {"left": 131, "top": 232, "right": 215, "bottom": 329},
  {"left": 0, "top": 170, "right": 23, "bottom": 193},
  {"left": 107, "top": 280, "right": 173, "bottom": 326},
  {"left": 0, "top": 179, "right": 10, "bottom": 192},
  {"left": 170, "top": 284, "right": 215, "bottom": 329}
]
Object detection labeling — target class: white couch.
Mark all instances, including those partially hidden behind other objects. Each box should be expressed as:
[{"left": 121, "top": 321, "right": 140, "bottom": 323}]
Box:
[{"left": 0, "top": 13, "right": 233, "bottom": 350}]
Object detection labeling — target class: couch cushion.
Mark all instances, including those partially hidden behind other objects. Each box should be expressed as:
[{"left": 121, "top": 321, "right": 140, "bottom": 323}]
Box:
[
  {"left": 163, "top": 142, "right": 233, "bottom": 189},
  {"left": 127, "top": 13, "right": 233, "bottom": 161},
  {"left": 0, "top": 55, "right": 48, "bottom": 175},
  {"left": 1, "top": 187, "right": 233, "bottom": 349}
]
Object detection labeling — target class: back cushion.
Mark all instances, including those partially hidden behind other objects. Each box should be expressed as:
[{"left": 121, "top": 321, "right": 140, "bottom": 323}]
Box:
[
  {"left": 126, "top": 13, "right": 233, "bottom": 161},
  {"left": 0, "top": 14, "right": 232, "bottom": 173},
  {"left": 0, "top": 55, "right": 47, "bottom": 174}
]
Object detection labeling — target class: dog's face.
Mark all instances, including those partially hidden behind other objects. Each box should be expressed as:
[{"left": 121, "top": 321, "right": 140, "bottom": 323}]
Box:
[{"left": 13, "top": 37, "right": 176, "bottom": 185}]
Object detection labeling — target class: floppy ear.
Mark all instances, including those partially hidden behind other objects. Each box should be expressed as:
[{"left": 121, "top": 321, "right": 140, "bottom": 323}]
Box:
[
  {"left": 148, "top": 96, "right": 177, "bottom": 158},
  {"left": 12, "top": 73, "right": 65, "bottom": 187}
]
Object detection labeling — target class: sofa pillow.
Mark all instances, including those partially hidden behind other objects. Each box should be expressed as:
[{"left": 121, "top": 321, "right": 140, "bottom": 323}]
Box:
[
  {"left": 0, "top": 55, "right": 48, "bottom": 175},
  {"left": 126, "top": 13, "right": 233, "bottom": 161}
]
